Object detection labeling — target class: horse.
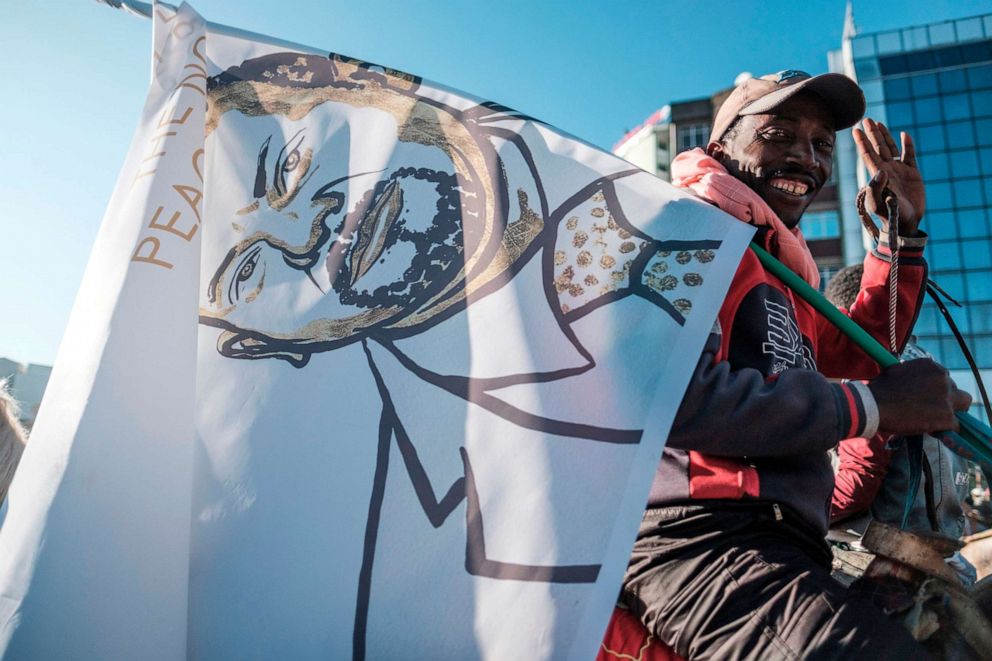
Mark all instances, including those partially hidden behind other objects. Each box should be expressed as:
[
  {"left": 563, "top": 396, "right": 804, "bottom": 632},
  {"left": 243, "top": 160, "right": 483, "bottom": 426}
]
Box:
[{"left": 0, "top": 379, "right": 28, "bottom": 505}]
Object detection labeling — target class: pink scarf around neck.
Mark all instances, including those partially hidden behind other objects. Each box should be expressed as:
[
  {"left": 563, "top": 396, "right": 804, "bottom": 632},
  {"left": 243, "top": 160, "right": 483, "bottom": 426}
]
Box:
[{"left": 671, "top": 148, "right": 821, "bottom": 289}]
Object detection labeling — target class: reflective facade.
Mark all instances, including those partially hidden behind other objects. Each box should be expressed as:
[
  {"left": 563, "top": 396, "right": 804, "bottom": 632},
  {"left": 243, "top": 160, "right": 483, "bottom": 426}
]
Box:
[{"left": 841, "top": 14, "right": 992, "bottom": 420}]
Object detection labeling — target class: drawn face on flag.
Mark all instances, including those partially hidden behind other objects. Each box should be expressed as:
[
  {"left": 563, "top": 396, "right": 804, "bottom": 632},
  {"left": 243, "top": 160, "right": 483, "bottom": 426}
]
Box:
[{"left": 200, "top": 54, "right": 539, "bottom": 364}]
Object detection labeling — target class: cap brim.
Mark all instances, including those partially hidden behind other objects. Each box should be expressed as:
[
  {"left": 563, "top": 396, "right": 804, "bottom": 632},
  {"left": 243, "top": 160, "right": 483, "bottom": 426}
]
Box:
[{"left": 740, "top": 73, "right": 866, "bottom": 130}]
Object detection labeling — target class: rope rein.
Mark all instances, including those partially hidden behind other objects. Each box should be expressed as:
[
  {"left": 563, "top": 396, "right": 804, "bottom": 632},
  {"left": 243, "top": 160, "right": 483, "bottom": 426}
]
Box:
[
  {"left": 856, "top": 187, "right": 901, "bottom": 354},
  {"left": 886, "top": 195, "right": 900, "bottom": 353}
]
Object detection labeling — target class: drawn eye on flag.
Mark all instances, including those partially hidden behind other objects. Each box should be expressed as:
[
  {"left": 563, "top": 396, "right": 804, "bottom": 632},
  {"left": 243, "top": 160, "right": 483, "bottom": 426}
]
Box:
[{"left": 0, "top": 2, "right": 753, "bottom": 659}]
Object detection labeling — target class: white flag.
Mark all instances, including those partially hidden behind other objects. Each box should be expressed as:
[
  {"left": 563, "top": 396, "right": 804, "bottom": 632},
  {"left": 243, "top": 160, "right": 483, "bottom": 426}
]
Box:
[
  {"left": 0, "top": 2, "right": 753, "bottom": 659},
  {"left": 0, "top": 3, "right": 206, "bottom": 658}
]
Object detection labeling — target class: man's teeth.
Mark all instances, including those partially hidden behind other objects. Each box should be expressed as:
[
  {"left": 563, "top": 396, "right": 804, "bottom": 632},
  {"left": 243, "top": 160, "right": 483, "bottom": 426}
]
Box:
[{"left": 770, "top": 178, "right": 810, "bottom": 196}]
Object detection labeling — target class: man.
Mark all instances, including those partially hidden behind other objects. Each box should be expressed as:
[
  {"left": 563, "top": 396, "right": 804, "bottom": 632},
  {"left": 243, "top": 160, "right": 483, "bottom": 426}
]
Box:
[{"left": 619, "top": 71, "right": 972, "bottom": 658}]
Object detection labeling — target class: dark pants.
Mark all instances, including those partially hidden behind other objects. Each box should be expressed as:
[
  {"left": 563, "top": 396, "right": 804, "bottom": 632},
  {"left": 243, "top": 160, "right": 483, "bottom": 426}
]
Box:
[{"left": 621, "top": 501, "right": 927, "bottom": 660}]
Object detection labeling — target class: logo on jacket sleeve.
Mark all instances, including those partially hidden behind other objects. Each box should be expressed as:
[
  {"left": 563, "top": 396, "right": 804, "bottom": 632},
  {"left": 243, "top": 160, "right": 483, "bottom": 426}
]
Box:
[{"left": 762, "top": 299, "right": 815, "bottom": 373}]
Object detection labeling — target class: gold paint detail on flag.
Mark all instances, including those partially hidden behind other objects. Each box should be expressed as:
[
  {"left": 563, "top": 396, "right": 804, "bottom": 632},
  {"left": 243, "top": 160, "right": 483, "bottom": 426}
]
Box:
[
  {"left": 553, "top": 190, "right": 647, "bottom": 311},
  {"left": 214, "top": 304, "right": 403, "bottom": 344},
  {"left": 131, "top": 31, "right": 206, "bottom": 271},
  {"left": 640, "top": 248, "right": 716, "bottom": 317}
]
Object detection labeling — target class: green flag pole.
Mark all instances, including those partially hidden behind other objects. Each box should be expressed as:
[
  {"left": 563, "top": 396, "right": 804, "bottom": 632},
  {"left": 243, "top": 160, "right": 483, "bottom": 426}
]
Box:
[{"left": 748, "top": 242, "right": 992, "bottom": 468}]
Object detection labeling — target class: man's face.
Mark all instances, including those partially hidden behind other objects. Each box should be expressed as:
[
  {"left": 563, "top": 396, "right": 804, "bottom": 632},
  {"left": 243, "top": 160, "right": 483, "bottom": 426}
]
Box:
[{"left": 707, "top": 91, "right": 835, "bottom": 229}]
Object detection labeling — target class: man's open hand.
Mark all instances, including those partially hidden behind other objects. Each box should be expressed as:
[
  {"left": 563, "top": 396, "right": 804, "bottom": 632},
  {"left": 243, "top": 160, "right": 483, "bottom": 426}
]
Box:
[
  {"left": 868, "top": 358, "right": 972, "bottom": 435},
  {"left": 853, "top": 118, "right": 926, "bottom": 235}
]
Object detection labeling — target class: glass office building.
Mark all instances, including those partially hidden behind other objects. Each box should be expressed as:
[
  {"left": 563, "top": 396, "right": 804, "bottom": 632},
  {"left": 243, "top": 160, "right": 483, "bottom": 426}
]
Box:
[{"left": 839, "top": 13, "right": 992, "bottom": 420}]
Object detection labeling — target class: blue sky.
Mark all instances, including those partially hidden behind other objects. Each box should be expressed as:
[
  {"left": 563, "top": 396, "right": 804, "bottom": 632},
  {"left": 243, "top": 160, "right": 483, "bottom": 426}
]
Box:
[{"left": 3, "top": 0, "right": 991, "bottom": 365}]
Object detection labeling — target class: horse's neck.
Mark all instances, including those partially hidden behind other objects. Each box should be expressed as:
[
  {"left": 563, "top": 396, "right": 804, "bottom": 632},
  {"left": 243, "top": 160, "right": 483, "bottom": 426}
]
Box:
[{"left": 0, "top": 403, "right": 27, "bottom": 503}]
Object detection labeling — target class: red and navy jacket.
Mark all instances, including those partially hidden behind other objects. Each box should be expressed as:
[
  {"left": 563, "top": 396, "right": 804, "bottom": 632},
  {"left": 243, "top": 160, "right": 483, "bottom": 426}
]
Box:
[{"left": 648, "top": 228, "right": 928, "bottom": 535}]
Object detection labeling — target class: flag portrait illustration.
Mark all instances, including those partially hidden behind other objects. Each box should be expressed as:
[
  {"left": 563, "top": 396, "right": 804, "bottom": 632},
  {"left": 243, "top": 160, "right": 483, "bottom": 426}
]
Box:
[
  {"left": 200, "top": 52, "right": 715, "bottom": 363},
  {"left": 194, "top": 48, "right": 741, "bottom": 658},
  {"left": 0, "top": 4, "right": 752, "bottom": 660}
]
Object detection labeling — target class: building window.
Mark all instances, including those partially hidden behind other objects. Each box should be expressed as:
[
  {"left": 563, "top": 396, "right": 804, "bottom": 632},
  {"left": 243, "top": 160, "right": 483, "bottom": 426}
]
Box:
[
  {"left": 801, "top": 210, "right": 841, "bottom": 239},
  {"left": 975, "top": 336, "right": 992, "bottom": 371},
  {"left": 888, "top": 100, "right": 914, "bottom": 125},
  {"left": 919, "top": 151, "right": 950, "bottom": 180},
  {"left": 967, "top": 269, "right": 992, "bottom": 302},
  {"left": 855, "top": 57, "right": 882, "bottom": 81},
  {"left": 974, "top": 88, "right": 992, "bottom": 116},
  {"left": 942, "top": 92, "right": 970, "bottom": 121},
  {"left": 877, "top": 30, "right": 903, "bottom": 55},
  {"left": 954, "top": 177, "right": 983, "bottom": 207},
  {"left": 884, "top": 77, "right": 913, "bottom": 101},
  {"left": 972, "top": 303, "right": 992, "bottom": 333},
  {"left": 940, "top": 69, "right": 969, "bottom": 94},
  {"left": 957, "top": 208, "right": 987, "bottom": 239},
  {"left": 952, "top": 149, "right": 981, "bottom": 178},
  {"left": 927, "top": 181, "right": 955, "bottom": 210},
  {"left": 916, "top": 124, "right": 946, "bottom": 153},
  {"left": 677, "top": 123, "right": 710, "bottom": 152},
  {"left": 852, "top": 35, "right": 877, "bottom": 58},
  {"left": 914, "top": 96, "right": 942, "bottom": 125},
  {"left": 926, "top": 210, "right": 957, "bottom": 241},
  {"left": 969, "top": 64, "right": 992, "bottom": 90},
  {"left": 912, "top": 72, "right": 940, "bottom": 97},
  {"left": 916, "top": 304, "right": 940, "bottom": 335},
  {"left": 927, "top": 240, "right": 963, "bottom": 271}
]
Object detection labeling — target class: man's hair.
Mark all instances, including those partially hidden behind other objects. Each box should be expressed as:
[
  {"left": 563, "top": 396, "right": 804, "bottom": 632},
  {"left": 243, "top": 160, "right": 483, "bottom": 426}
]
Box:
[{"left": 824, "top": 263, "right": 864, "bottom": 309}]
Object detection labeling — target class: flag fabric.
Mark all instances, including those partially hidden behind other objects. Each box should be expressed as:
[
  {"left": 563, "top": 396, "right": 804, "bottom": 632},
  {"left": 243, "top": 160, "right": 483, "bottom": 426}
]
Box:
[
  {"left": 0, "top": 4, "right": 206, "bottom": 658},
  {"left": 0, "top": 2, "right": 753, "bottom": 659}
]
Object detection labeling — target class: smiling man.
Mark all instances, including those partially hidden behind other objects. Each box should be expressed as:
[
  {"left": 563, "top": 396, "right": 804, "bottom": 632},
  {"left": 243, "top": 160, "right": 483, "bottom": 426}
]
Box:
[{"left": 618, "top": 71, "right": 972, "bottom": 657}]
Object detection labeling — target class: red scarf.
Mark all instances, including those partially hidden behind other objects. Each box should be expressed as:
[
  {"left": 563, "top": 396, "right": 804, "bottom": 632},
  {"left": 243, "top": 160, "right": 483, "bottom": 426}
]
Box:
[{"left": 671, "top": 148, "right": 821, "bottom": 289}]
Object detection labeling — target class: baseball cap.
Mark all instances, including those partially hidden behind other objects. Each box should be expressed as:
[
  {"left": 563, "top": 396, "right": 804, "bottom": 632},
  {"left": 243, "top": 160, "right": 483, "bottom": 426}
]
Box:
[{"left": 709, "top": 70, "right": 866, "bottom": 144}]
